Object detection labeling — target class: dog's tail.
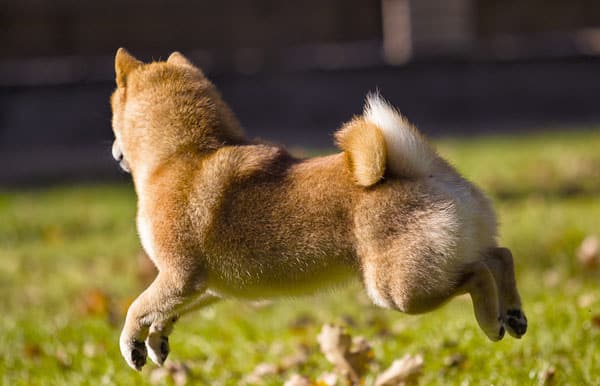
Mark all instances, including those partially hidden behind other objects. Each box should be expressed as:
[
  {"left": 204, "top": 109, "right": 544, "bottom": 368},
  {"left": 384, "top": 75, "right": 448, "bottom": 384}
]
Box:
[{"left": 335, "top": 93, "right": 437, "bottom": 187}]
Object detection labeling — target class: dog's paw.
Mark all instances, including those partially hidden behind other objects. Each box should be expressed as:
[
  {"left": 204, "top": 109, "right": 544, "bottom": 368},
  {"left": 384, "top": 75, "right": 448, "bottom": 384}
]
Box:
[
  {"left": 120, "top": 337, "right": 147, "bottom": 371},
  {"left": 147, "top": 334, "right": 170, "bottom": 366},
  {"left": 504, "top": 309, "right": 527, "bottom": 338}
]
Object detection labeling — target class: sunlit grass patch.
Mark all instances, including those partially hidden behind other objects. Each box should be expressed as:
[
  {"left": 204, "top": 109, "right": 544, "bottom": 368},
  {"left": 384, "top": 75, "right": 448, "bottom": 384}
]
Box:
[{"left": 1, "top": 130, "right": 599, "bottom": 385}]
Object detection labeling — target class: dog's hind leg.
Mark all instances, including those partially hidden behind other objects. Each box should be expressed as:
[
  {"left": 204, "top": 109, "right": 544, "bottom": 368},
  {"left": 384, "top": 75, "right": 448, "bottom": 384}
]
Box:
[
  {"left": 461, "top": 261, "right": 505, "bottom": 341},
  {"left": 485, "top": 247, "right": 527, "bottom": 338},
  {"left": 145, "top": 292, "right": 221, "bottom": 366},
  {"left": 119, "top": 268, "right": 207, "bottom": 370}
]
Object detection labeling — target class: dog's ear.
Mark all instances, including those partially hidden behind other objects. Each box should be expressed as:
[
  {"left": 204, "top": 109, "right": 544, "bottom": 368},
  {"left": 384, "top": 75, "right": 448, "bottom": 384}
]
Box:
[
  {"left": 167, "top": 51, "right": 202, "bottom": 73},
  {"left": 115, "top": 47, "right": 142, "bottom": 88}
]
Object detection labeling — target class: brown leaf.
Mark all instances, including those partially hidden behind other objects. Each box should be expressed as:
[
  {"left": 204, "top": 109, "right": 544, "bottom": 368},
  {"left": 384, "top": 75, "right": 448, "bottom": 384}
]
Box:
[
  {"left": 443, "top": 353, "right": 466, "bottom": 368},
  {"left": 284, "top": 374, "right": 312, "bottom": 386},
  {"left": 317, "top": 324, "right": 373, "bottom": 385},
  {"left": 542, "top": 269, "right": 562, "bottom": 288},
  {"left": 374, "top": 354, "right": 424, "bottom": 386},
  {"left": 341, "top": 314, "right": 357, "bottom": 327},
  {"left": 55, "top": 348, "right": 72, "bottom": 369},
  {"left": 280, "top": 347, "right": 309, "bottom": 371},
  {"left": 24, "top": 343, "right": 43, "bottom": 359},
  {"left": 150, "top": 361, "right": 191, "bottom": 386},
  {"left": 83, "top": 342, "right": 99, "bottom": 358},
  {"left": 79, "top": 288, "right": 111, "bottom": 316},
  {"left": 78, "top": 288, "right": 120, "bottom": 326},
  {"left": 538, "top": 366, "right": 556, "bottom": 386},
  {"left": 367, "top": 315, "right": 392, "bottom": 337},
  {"left": 316, "top": 372, "right": 338, "bottom": 386},
  {"left": 441, "top": 339, "right": 458, "bottom": 348},
  {"left": 577, "top": 235, "right": 600, "bottom": 269},
  {"left": 347, "top": 336, "right": 373, "bottom": 377},
  {"left": 244, "top": 345, "right": 310, "bottom": 384},
  {"left": 243, "top": 362, "right": 279, "bottom": 384},
  {"left": 591, "top": 315, "right": 600, "bottom": 329},
  {"left": 289, "top": 314, "right": 316, "bottom": 332},
  {"left": 577, "top": 293, "right": 597, "bottom": 308}
]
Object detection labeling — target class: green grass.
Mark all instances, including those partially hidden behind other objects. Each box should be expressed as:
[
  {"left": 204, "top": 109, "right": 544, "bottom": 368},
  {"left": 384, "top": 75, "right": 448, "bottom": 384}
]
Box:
[{"left": 1, "top": 130, "right": 599, "bottom": 385}]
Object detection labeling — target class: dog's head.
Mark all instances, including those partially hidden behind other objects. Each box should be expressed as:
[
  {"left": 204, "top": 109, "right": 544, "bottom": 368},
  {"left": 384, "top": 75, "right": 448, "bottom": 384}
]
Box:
[{"left": 110, "top": 48, "right": 243, "bottom": 175}]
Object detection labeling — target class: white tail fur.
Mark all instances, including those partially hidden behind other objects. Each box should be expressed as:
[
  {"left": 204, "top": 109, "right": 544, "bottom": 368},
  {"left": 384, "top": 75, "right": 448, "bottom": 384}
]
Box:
[{"left": 363, "top": 93, "right": 436, "bottom": 178}]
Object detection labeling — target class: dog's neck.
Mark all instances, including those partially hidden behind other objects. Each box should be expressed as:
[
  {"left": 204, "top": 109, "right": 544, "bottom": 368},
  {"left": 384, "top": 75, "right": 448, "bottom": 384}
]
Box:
[{"left": 129, "top": 147, "right": 193, "bottom": 198}]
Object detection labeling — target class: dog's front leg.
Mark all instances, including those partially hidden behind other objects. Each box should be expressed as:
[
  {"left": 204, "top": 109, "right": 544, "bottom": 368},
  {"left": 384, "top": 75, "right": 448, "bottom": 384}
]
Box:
[
  {"left": 145, "top": 292, "right": 221, "bottom": 366},
  {"left": 120, "top": 269, "right": 205, "bottom": 370}
]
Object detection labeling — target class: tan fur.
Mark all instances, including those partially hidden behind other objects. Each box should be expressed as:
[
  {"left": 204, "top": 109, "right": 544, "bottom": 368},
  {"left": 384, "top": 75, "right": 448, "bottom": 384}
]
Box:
[
  {"left": 335, "top": 117, "right": 387, "bottom": 187},
  {"left": 111, "top": 48, "right": 527, "bottom": 371}
]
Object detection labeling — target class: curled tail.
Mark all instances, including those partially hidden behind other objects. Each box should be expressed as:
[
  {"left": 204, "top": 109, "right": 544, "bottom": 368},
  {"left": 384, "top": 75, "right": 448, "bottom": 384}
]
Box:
[{"left": 335, "top": 93, "right": 437, "bottom": 187}]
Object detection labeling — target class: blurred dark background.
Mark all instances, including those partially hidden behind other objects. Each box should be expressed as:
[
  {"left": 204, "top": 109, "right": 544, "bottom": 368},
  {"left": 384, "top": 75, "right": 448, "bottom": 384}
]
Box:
[{"left": 2, "top": 0, "right": 600, "bottom": 185}]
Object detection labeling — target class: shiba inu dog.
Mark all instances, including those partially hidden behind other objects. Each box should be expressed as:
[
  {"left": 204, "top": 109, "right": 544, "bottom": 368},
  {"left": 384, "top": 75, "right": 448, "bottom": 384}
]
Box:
[{"left": 110, "top": 48, "right": 527, "bottom": 371}]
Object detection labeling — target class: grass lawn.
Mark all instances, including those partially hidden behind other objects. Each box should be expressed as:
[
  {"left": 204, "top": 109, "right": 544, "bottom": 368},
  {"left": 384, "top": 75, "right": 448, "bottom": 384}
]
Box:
[{"left": 1, "top": 130, "right": 599, "bottom": 385}]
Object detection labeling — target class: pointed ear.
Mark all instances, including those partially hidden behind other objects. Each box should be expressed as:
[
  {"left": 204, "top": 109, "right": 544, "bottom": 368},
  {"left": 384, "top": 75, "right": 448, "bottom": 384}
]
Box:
[
  {"left": 167, "top": 51, "right": 201, "bottom": 73},
  {"left": 115, "top": 47, "right": 142, "bottom": 88}
]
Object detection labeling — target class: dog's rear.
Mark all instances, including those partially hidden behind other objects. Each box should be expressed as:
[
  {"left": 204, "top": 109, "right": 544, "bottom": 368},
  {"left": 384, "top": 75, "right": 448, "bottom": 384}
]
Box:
[{"left": 336, "top": 94, "right": 525, "bottom": 340}]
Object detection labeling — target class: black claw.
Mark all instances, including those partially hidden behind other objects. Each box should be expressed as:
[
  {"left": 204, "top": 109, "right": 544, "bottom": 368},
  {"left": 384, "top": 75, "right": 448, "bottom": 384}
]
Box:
[
  {"left": 498, "top": 325, "right": 505, "bottom": 339},
  {"left": 160, "top": 336, "right": 170, "bottom": 361},
  {"left": 131, "top": 340, "right": 147, "bottom": 370}
]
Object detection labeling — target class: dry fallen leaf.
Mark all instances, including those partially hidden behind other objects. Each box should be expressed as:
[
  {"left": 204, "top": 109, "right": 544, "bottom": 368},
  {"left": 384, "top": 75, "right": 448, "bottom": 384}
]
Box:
[
  {"left": 55, "top": 348, "right": 72, "bottom": 369},
  {"left": 577, "top": 293, "right": 597, "bottom": 308},
  {"left": 441, "top": 338, "right": 458, "bottom": 348},
  {"left": 577, "top": 235, "right": 600, "bottom": 269},
  {"left": 289, "top": 314, "right": 316, "bottom": 332},
  {"left": 443, "top": 353, "right": 466, "bottom": 368},
  {"left": 538, "top": 366, "right": 556, "bottom": 386},
  {"left": 150, "top": 361, "right": 191, "bottom": 386},
  {"left": 366, "top": 315, "right": 391, "bottom": 337},
  {"left": 280, "top": 346, "right": 310, "bottom": 371},
  {"left": 243, "top": 362, "right": 279, "bottom": 384},
  {"left": 316, "top": 372, "right": 339, "bottom": 385},
  {"left": 317, "top": 324, "right": 373, "bottom": 384},
  {"left": 243, "top": 344, "right": 311, "bottom": 384},
  {"left": 347, "top": 336, "right": 372, "bottom": 377},
  {"left": 542, "top": 269, "right": 562, "bottom": 288},
  {"left": 252, "top": 362, "right": 279, "bottom": 376},
  {"left": 341, "top": 314, "right": 357, "bottom": 327},
  {"left": 78, "top": 288, "right": 120, "bottom": 326},
  {"left": 82, "top": 342, "right": 106, "bottom": 358},
  {"left": 79, "top": 288, "right": 111, "bottom": 316},
  {"left": 284, "top": 374, "right": 312, "bottom": 386},
  {"left": 374, "top": 354, "right": 424, "bottom": 386},
  {"left": 23, "top": 343, "right": 43, "bottom": 359}
]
